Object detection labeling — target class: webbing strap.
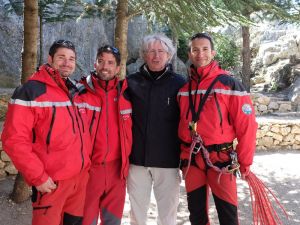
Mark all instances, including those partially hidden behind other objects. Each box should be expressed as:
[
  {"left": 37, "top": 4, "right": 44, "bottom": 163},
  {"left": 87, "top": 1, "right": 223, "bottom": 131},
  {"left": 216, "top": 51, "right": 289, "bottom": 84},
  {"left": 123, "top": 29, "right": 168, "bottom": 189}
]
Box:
[{"left": 188, "top": 75, "right": 221, "bottom": 123}]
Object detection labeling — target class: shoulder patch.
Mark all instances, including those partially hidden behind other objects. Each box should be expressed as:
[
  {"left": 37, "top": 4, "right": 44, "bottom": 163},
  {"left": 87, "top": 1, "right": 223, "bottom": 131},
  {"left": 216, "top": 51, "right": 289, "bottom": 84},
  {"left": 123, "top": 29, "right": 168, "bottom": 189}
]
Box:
[{"left": 242, "top": 104, "right": 253, "bottom": 115}]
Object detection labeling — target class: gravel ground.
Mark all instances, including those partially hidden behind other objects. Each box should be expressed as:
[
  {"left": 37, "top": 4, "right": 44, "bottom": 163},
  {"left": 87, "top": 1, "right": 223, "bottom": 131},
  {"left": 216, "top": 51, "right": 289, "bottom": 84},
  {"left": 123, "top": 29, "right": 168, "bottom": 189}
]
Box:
[{"left": 0, "top": 150, "right": 300, "bottom": 225}]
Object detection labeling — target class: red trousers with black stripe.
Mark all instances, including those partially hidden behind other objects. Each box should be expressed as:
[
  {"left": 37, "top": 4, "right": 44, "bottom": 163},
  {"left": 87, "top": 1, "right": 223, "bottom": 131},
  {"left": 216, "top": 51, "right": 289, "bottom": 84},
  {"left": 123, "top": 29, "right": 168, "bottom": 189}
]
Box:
[
  {"left": 32, "top": 170, "right": 89, "bottom": 225},
  {"left": 183, "top": 151, "right": 238, "bottom": 225},
  {"left": 82, "top": 159, "right": 126, "bottom": 225}
]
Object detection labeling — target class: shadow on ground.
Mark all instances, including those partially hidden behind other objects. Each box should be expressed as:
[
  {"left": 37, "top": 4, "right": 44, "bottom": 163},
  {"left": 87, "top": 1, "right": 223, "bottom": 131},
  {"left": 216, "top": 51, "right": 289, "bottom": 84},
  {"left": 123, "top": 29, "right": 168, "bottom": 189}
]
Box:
[{"left": 1, "top": 150, "right": 300, "bottom": 224}]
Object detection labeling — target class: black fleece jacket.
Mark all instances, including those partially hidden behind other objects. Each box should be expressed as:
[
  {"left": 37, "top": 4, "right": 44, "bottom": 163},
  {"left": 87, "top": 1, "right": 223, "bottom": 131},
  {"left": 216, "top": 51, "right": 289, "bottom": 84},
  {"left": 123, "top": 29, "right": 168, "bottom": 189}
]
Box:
[{"left": 127, "top": 64, "right": 186, "bottom": 168}]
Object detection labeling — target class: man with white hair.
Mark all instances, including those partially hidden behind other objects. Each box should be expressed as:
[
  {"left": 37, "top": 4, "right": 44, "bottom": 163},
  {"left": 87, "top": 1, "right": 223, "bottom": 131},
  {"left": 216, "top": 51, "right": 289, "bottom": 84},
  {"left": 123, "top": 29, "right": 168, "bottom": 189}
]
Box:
[{"left": 126, "top": 33, "right": 186, "bottom": 225}]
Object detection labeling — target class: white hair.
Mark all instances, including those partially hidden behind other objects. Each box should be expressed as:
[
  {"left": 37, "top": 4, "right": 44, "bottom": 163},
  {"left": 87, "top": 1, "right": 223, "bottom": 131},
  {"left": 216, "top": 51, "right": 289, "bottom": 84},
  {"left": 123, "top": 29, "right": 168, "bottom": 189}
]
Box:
[{"left": 139, "top": 33, "right": 176, "bottom": 63}]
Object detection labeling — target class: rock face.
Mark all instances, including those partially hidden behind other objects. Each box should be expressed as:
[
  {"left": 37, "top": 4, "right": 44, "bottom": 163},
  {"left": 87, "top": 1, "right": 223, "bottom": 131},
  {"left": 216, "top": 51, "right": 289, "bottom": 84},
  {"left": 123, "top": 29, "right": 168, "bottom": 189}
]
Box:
[
  {"left": 0, "top": 1, "right": 23, "bottom": 85},
  {"left": 289, "top": 76, "right": 300, "bottom": 107},
  {"left": 250, "top": 21, "right": 300, "bottom": 104},
  {"left": 0, "top": 2, "right": 148, "bottom": 83}
]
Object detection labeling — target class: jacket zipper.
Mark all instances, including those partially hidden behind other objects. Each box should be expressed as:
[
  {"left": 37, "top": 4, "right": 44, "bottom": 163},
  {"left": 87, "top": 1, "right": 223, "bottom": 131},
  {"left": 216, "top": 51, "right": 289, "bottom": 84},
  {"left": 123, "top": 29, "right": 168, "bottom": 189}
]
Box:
[
  {"left": 66, "top": 106, "right": 75, "bottom": 133},
  {"left": 120, "top": 116, "right": 128, "bottom": 178},
  {"left": 214, "top": 92, "right": 223, "bottom": 133},
  {"left": 77, "top": 106, "right": 85, "bottom": 133},
  {"left": 89, "top": 110, "right": 96, "bottom": 134},
  {"left": 73, "top": 105, "right": 84, "bottom": 170},
  {"left": 68, "top": 95, "right": 85, "bottom": 171},
  {"left": 102, "top": 92, "right": 110, "bottom": 162},
  {"left": 46, "top": 105, "right": 56, "bottom": 153}
]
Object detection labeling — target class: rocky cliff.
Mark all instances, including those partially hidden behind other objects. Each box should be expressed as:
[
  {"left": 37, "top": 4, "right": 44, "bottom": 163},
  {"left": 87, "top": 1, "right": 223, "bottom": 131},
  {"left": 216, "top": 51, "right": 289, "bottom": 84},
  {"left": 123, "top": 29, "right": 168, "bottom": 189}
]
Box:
[
  {"left": 1, "top": 1, "right": 300, "bottom": 103},
  {"left": 0, "top": 1, "right": 148, "bottom": 84}
]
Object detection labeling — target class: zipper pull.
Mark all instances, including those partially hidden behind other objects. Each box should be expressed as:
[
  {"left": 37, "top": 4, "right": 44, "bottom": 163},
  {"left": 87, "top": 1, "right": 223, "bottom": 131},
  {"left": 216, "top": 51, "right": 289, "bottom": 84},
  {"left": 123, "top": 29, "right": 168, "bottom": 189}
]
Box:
[{"left": 167, "top": 97, "right": 170, "bottom": 105}]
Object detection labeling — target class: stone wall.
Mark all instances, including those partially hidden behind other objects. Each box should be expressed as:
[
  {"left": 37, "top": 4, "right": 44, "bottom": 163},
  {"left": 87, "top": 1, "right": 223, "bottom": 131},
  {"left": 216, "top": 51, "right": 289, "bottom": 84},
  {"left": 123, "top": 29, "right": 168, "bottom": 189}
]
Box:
[
  {"left": 251, "top": 93, "right": 296, "bottom": 115},
  {"left": 0, "top": 137, "right": 18, "bottom": 178},
  {"left": 256, "top": 117, "right": 300, "bottom": 150}
]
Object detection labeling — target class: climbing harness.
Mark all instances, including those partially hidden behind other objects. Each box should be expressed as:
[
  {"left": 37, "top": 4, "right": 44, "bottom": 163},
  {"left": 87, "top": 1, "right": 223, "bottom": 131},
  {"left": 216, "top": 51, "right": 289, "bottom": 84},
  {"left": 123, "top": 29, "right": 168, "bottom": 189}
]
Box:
[{"left": 182, "top": 130, "right": 240, "bottom": 183}]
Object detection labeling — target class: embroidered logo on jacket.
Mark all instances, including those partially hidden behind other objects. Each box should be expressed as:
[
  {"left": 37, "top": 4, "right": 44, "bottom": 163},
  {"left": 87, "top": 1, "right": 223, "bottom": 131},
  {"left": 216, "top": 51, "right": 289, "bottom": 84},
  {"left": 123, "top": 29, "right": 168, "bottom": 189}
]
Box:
[
  {"left": 78, "top": 107, "right": 87, "bottom": 114},
  {"left": 242, "top": 104, "right": 252, "bottom": 115}
]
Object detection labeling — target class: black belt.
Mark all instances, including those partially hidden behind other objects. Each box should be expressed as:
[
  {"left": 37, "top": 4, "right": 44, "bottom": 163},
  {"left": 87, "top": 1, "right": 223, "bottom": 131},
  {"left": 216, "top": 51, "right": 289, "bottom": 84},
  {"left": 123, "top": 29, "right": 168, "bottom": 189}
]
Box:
[{"left": 205, "top": 142, "right": 233, "bottom": 152}]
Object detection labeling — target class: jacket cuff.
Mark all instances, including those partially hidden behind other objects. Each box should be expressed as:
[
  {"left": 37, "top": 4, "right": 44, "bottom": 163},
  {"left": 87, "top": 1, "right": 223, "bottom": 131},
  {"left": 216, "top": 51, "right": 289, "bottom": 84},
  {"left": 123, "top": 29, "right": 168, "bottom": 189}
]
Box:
[
  {"left": 239, "top": 165, "right": 250, "bottom": 176},
  {"left": 31, "top": 172, "right": 49, "bottom": 187}
]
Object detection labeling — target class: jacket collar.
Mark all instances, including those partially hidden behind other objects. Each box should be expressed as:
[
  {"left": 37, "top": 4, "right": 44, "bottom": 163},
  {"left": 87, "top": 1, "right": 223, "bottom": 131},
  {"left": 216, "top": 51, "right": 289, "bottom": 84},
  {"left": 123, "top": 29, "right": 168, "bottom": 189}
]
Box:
[
  {"left": 190, "top": 60, "right": 219, "bottom": 82},
  {"left": 86, "top": 72, "right": 118, "bottom": 92},
  {"left": 140, "top": 63, "right": 171, "bottom": 80}
]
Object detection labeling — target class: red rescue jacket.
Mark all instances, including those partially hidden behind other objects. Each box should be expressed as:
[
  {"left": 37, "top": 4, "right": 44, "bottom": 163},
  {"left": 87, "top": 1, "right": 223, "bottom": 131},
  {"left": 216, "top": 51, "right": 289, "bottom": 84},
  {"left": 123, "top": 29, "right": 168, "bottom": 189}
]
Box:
[
  {"left": 177, "top": 61, "right": 257, "bottom": 172},
  {"left": 80, "top": 73, "right": 132, "bottom": 179},
  {"left": 1, "top": 64, "right": 92, "bottom": 186}
]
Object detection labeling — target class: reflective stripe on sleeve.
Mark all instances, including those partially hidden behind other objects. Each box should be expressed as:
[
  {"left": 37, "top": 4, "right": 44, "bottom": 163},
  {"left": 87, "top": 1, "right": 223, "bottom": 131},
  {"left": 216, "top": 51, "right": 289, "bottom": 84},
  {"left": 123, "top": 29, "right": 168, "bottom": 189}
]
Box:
[
  {"left": 178, "top": 89, "right": 249, "bottom": 97},
  {"left": 120, "top": 109, "right": 132, "bottom": 115},
  {"left": 75, "top": 102, "right": 101, "bottom": 112},
  {"left": 10, "top": 99, "right": 72, "bottom": 107}
]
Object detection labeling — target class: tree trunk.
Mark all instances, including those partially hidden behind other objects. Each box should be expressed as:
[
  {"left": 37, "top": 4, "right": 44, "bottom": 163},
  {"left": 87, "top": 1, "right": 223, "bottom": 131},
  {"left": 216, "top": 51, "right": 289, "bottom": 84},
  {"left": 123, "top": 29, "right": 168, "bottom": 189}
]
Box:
[
  {"left": 21, "top": 0, "right": 38, "bottom": 83},
  {"left": 171, "top": 31, "right": 178, "bottom": 72},
  {"left": 10, "top": 173, "right": 31, "bottom": 203},
  {"left": 241, "top": 25, "right": 251, "bottom": 92},
  {"left": 115, "top": 0, "right": 129, "bottom": 79},
  {"left": 39, "top": 12, "right": 43, "bottom": 67},
  {"left": 11, "top": 0, "right": 38, "bottom": 203}
]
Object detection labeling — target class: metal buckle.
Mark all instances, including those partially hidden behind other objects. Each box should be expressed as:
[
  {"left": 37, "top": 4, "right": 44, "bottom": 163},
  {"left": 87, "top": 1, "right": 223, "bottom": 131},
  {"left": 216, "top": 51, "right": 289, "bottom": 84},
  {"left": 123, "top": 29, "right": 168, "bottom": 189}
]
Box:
[
  {"left": 219, "top": 144, "right": 233, "bottom": 152},
  {"left": 192, "top": 144, "right": 201, "bottom": 154},
  {"left": 228, "top": 163, "right": 240, "bottom": 173},
  {"left": 189, "top": 121, "right": 197, "bottom": 133},
  {"left": 229, "top": 151, "right": 241, "bottom": 177}
]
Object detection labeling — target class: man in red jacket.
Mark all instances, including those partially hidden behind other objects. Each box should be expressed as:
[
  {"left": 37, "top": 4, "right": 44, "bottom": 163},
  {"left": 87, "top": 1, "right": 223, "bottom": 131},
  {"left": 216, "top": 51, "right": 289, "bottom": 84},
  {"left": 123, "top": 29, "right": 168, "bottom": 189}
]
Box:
[
  {"left": 80, "top": 45, "right": 132, "bottom": 225},
  {"left": 178, "top": 33, "right": 257, "bottom": 225},
  {"left": 1, "top": 40, "right": 92, "bottom": 225}
]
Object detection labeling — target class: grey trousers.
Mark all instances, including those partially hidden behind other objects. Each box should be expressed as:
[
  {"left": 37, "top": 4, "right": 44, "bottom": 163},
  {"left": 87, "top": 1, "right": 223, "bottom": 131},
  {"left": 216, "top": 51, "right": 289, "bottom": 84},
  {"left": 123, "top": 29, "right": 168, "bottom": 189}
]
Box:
[{"left": 127, "top": 165, "right": 181, "bottom": 225}]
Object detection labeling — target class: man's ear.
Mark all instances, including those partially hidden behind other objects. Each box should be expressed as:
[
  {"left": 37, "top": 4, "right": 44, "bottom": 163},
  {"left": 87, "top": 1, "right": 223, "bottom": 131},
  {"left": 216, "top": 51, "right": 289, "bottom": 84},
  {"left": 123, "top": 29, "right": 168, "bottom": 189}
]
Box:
[
  {"left": 188, "top": 51, "right": 192, "bottom": 60},
  {"left": 116, "top": 65, "right": 121, "bottom": 74},
  {"left": 212, "top": 50, "right": 217, "bottom": 58},
  {"left": 47, "top": 55, "right": 52, "bottom": 64}
]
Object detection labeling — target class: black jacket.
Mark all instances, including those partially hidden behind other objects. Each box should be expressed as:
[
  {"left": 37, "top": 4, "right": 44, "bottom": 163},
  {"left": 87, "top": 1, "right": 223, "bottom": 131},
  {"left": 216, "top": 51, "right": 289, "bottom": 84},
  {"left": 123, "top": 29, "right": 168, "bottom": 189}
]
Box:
[{"left": 127, "top": 64, "right": 186, "bottom": 168}]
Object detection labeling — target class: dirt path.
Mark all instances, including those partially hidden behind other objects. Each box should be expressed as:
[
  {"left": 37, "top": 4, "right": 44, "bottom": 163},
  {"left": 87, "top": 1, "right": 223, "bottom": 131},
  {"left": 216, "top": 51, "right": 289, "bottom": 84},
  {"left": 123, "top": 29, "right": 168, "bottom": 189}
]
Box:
[{"left": 1, "top": 150, "right": 300, "bottom": 224}]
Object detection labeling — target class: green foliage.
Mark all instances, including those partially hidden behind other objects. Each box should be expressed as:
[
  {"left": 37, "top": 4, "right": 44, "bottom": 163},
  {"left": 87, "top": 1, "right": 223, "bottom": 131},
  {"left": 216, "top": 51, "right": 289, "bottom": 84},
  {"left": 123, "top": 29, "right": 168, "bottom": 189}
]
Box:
[
  {"left": 177, "top": 37, "right": 189, "bottom": 63},
  {"left": 214, "top": 36, "right": 240, "bottom": 71},
  {"left": 127, "top": 0, "right": 250, "bottom": 38},
  {"left": 3, "top": 0, "right": 24, "bottom": 16},
  {"left": 176, "top": 34, "right": 240, "bottom": 70},
  {"left": 39, "top": 0, "right": 84, "bottom": 23},
  {"left": 79, "top": 0, "right": 116, "bottom": 19}
]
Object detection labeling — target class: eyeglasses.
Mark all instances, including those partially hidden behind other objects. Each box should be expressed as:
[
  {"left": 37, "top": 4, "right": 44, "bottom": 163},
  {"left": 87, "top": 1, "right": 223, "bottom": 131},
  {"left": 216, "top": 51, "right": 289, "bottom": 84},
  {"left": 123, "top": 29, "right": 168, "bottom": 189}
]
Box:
[
  {"left": 146, "top": 49, "right": 167, "bottom": 55},
  {"left": 110, "top": 46, "right": 120, "bottom": 54},
  {"left": 100, "top": 45, "right": 120, "bottom": 55}
]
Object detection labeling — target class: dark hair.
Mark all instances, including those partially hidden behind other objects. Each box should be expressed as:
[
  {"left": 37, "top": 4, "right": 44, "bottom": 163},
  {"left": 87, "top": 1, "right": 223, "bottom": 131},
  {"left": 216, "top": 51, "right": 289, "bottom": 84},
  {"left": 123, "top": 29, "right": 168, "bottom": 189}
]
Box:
[
  {"left": 96, "top": 45, "right": 121, "bottom": 66},
  {"left": 49, "top": 40, "right": 76, "bottom": 57},
  {"left": 189, "top": 33, "right": 214, "bottom": 50}
]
